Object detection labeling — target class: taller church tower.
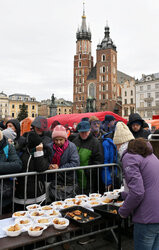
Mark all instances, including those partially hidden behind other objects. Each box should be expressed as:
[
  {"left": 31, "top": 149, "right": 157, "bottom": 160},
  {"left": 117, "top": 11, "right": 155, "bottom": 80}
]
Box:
[{"left": 73, "top": 5, "right": 93, "bottom": 113}]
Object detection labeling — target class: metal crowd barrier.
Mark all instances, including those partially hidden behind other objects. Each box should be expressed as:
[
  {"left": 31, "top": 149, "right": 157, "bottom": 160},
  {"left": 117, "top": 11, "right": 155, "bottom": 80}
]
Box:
[{"left": 0, "top": 163, "right": 122, "bottom": 216}]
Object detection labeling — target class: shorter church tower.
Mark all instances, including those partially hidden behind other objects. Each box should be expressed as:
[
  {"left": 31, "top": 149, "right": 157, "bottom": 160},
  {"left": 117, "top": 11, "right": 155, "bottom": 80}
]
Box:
[{"left": 96, "top": 23, "right": 117, "bottom": 112}]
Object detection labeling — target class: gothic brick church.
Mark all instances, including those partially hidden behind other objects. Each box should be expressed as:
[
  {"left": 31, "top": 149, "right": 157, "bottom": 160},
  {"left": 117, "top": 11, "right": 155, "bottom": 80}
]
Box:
[{"left": 73, "top": 7, "right": 133, "bottom": 115}]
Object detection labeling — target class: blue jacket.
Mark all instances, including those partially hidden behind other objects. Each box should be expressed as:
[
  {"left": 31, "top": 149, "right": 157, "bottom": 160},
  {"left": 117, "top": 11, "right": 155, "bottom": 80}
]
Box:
[{"left": 102, "top": 136, "right": 117, "bottom": 186}]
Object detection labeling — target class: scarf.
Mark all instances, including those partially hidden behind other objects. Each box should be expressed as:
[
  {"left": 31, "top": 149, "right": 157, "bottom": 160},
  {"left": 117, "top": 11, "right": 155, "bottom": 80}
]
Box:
[
  {"left": 52, "top": 140, "right": 69, "bottom": 166},
  {"left": 118, "top": 141, "right": 129, "bottom": 158}
]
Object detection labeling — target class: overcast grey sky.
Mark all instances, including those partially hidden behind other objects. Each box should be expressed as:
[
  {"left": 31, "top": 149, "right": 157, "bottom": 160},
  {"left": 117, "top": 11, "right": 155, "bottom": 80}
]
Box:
[{"left": 0, "top": 0, "right": 159, "bottom": 101}]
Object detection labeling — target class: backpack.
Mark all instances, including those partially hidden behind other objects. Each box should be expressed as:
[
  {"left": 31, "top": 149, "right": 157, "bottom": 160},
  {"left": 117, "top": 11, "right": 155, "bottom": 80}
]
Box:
[{"left": 101, "top": 134, "right": 118, "bottom": 186}]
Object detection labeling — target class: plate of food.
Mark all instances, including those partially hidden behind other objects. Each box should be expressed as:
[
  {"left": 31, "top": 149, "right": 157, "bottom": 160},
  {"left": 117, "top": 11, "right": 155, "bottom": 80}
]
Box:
[
  {"left": 101, "top": 197, "right": 113, "bottom": 205},
  {"left": 29, "top": 211, "right": 45, "bottom": 219},
  {"left": 52, "top": 218, "right": 69, "bottom": 230},
  {"left": 26, "top": 204, "right": 41, "bottom": 211},
  {"left": 40, "top": 205, "right": 53, "bottom": 212},
  {"left": 89, "top": 193, "right": 102, "bottom": 198},
  {"left": 4, "top": 224, "right": 22, "bottom": 237},
  {"left": 51, "top": 201, "right": 65, "bottom": 210},
  {"left": 113, "top": 201, "right": 124, "bottom": 207},
  {"left": 15, "top": 218, "right": 32, "bottom": 228},
  {"left": 34, "top": 217, "right": 51, "bottom": 226},
  {"left": 47, "top": 210, "right": 61, "bottom": 219},
  {"left": 28, "top": 224, "right": 46, "bottom": 237},
  {"left": 12, "top": 211, "right": 28, "bottom": 218},
  {"left": 75, "top": 195, "right": 88, "bottom": 201}
]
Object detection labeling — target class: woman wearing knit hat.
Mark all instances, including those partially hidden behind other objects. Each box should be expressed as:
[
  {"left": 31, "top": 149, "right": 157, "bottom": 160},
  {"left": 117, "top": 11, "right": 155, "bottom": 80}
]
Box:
[
  {"left": 113, "top": 121, "right": 134, "bottom": 157},
  {"left": 48, "top": 125, "right": 80, "bottom": 201}
]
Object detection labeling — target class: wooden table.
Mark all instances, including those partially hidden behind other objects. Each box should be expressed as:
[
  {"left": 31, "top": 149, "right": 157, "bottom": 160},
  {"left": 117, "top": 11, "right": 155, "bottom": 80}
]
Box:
[{"left": 0, "top": 223, "right": 80, "bottom": 250}]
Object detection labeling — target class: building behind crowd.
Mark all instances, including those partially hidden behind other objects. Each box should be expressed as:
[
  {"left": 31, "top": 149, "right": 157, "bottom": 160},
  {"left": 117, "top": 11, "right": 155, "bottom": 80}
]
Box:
[
  {"left": 0, "top": 92, "right": 9, "bottom": 119},
  {"left": 38, "top": 98, "right": 73, "bottom": 117},
  {"left": 73, "top": 7, "right": 133, "bottom": 116},
  {"left": 9, "top": 94, "right": 39, "bottom": 118},
  {"left": 121, "top": 79, "right": 136, "bottom": 120},
  {"left": 135, "top": 73, "right": 159, "bottom": 120}
]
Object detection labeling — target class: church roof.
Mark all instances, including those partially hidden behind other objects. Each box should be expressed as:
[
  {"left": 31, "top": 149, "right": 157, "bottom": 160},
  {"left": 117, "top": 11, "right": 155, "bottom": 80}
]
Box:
[
  {"left": 76, "top": 4, "right": 91, "bottom": 41},
  {"left": 87, "top": 65, "right": 97, "bottom": 80},
  {"left": 117, "top": 70, "right": 134, "bottom": 84},
  {"left": 97, "top": 24, "right": 116, "bottom": 51}
]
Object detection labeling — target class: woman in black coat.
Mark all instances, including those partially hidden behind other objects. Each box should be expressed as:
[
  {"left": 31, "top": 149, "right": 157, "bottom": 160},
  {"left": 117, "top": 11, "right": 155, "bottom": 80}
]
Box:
[{"left": 14, "top": 132, "right": 50, "bottom": 206}]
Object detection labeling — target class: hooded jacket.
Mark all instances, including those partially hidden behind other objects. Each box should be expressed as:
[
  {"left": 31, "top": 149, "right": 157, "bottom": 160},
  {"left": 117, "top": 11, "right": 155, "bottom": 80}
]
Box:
[
  {"left": 119, "top": 145, "right": 159, "bottom": 223},
  {"left": 127, "top": 113, "right": 150, "bottom": 139},
  {"left": 6, "top": 119, "right": 20, "bottom": 139}
]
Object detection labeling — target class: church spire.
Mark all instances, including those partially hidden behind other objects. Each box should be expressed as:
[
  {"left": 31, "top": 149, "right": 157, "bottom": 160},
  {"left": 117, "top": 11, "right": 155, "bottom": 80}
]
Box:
[{"left": 76, "top": 3, "right": 91, "bottom": 41}]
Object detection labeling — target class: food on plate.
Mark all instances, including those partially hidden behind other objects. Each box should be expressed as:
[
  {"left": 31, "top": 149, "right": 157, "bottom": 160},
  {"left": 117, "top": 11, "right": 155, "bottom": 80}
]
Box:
[
  {"left": 102, "top": 198, "right": 112, "bottom": 203},
  {"left": 73, "top": 216, "right": 82, "bottom": 220},
  {"left": 109, "top": 209, "right": 117, "bottom": 214},
  {"left": 41, "top": 206, "right": 52, "bottom": 210},
  {"left": 63, "top": 204, "right": 74, "bottom": 209},
  {"left": 73, "top": 210, "right": 82, "bottom": 216},
  {"left": 8, "top": 224, "right": 20, "bottom": 232},
  {"left": 89, "top": 216, "right": 94, "bottom": 220},
  {"left": 19, "top": 220, "right": 30, "bottom": 224},
  {"left": 38, "top": 219, "right": 49, "bottom": 223},
  {"left": 75, "top": 200, "right": 83, "bottom": 205},
  {"left": 13, "top": 212, "right": 26, "bottom": 217},
  {"left": 66, "top": 212, "right": 74, "bottom": 218},
  {"left": 54, "top": 201, "right": 63, "bottom": 205},
  {"left": 53, "top": 219, "right": 66, "bottom": 225},
  {"left": 49, "top": 211, "right": 59, "bottom": 216},
  {"left": 30, "top": 226, "right": 43, "bottom": 231},
  {"left": 28, "top": 205, "right": 38, "bottom": 209},
  {"left": 31, "top": 211, "right": 44, "bottom": 216},
  {"left": 90, "top": 201, "right": 99, "bottom": 205}
]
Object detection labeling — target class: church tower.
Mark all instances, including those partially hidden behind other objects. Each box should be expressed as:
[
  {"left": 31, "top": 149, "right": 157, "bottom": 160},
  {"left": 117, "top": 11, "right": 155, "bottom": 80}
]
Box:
[
  {"left": 96, "top": 23, "right": 117, "bottom": 112},
  {"left": 73, "top": 4, "right": 93, "bottom": 113}
]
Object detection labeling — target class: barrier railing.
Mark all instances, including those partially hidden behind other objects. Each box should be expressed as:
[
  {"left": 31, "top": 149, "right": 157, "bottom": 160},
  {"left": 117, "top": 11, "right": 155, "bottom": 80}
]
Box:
[{"left": 0, "top": 163, "right": 122, "bottom": 216}]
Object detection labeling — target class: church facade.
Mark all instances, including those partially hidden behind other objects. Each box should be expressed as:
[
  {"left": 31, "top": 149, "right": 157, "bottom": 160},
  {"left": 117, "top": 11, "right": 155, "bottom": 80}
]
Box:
[{"left": 73, "top": 8, "right": 133, "bottom": 115}]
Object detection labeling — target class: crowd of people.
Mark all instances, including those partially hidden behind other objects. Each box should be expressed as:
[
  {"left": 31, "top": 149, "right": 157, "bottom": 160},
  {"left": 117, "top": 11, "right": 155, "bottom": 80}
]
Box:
[{"left": 0, "top": 112, "right": 159, "bottom": 249}]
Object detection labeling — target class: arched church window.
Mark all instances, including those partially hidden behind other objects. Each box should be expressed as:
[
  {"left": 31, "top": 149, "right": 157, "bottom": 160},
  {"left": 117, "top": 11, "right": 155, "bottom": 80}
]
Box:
[{"left": 89, "top": 83, "right": 96, "bottom": 98}]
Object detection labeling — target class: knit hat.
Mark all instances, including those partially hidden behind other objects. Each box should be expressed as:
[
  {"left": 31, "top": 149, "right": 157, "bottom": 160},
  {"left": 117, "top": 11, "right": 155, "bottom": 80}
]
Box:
[
  {"left": 77, "top": 121, "right": 90, "bottom": 132},
  {"left": 0, "top": 131, "right": 3, "bottom": 141},
  {"left": 113, "top": 122, "right": 134, "bottom": 145},
  {"left": 104, "top": 115, "right": 115, "bottom": 123},
  {"left": 52, "top": 125, "right": 67, "bottom": 139},
  {"left": 27, "top": 131, "right": 42, "bottom": 149},
  {"left": 2, "top": 128, "right": 17, "bottom": 141}
]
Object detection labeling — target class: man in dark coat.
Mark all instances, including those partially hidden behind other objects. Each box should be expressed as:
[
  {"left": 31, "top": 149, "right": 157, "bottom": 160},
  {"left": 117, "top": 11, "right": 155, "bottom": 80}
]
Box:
[
  {"left": 72, "top": 121, "right": 103, "bottom": 194},
  {"left": 127, "top": 113, "right": 150, "bottom": 139}
]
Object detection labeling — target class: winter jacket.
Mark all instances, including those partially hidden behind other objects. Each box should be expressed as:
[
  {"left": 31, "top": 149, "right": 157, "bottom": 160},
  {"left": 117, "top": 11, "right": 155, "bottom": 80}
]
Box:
[
  {"left": 48, "top": 140, "right": 80, "bottom": 185},
  {"left": 73, "top": 133, "right": 103, "bottom": 191},
  {"left": 0, "top": 137, "right": 22, "bottom": 207},
  {"left": 102, "top": 136, "right": 118, "bottom": 186},
  {"left": 0, "top": 137, "right": 22, "bottom": 175},
  {"left": 14, "top": 149, "right": 50, "bottom": 204},
  {"left": 119, "top": 148, "right": 159, "bottom": 223},
  {"left": 127, "top": 113, "right": 150, "bottom": 139}
]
